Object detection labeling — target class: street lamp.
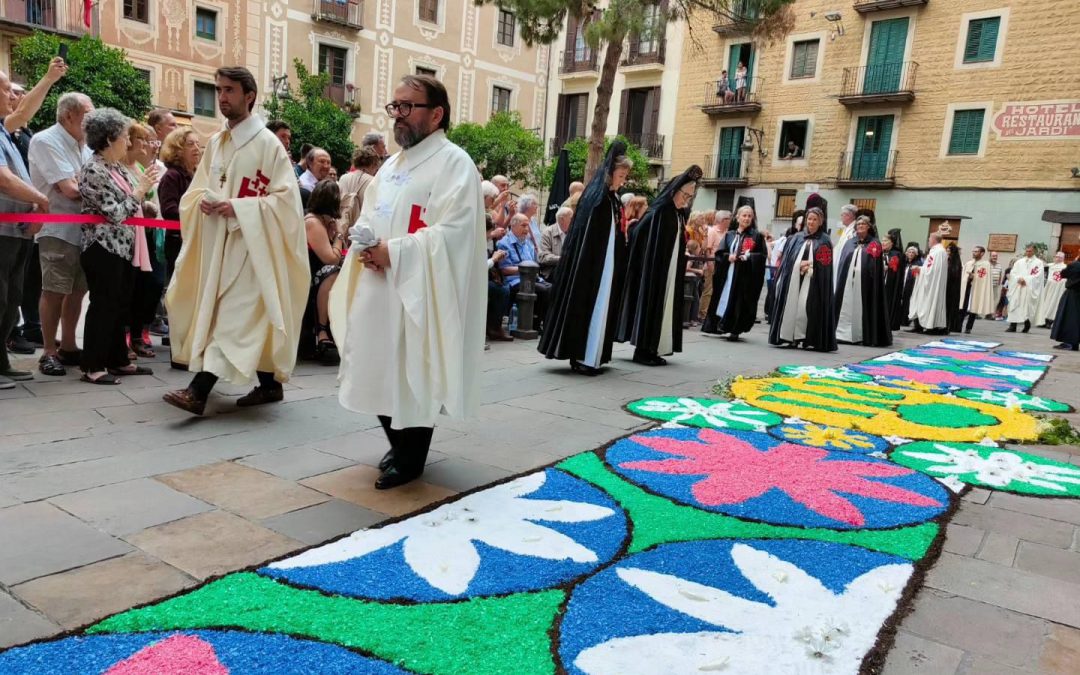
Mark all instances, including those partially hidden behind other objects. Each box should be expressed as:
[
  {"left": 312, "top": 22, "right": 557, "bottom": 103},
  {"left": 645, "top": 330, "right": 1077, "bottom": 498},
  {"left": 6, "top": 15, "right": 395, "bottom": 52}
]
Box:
[{"left": 271, "top": 74, "right": 291, "bottom": 102}]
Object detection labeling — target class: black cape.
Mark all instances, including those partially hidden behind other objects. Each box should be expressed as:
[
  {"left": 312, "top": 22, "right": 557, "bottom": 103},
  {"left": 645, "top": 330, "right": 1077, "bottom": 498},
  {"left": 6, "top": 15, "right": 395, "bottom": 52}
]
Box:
[
  {"left": 833, "top": 236, "right": 892, "bottom": 347},
  {"left": 616, "top": 165, "right": 702, "bottom": 354},
  {"left": 539, "top": 142, "right": 628, "bottom": 364},
  {"left": 899, "top": 257, "right": 922, "bottom": 326},
  {"left": 702, "top": 226, "right": 767, "bottom": 336},
  {"left": 946, "top": 251, "right": 963, "bottom": 333},
  {"left": 768, "top": 228, "right": 837, "bottom": 352},
  {"left": 884, "top": 249, "right": 906, "bottom": 331},
  {"left": 1051, "top": 261, "right": 1080, "bottom": 346}
]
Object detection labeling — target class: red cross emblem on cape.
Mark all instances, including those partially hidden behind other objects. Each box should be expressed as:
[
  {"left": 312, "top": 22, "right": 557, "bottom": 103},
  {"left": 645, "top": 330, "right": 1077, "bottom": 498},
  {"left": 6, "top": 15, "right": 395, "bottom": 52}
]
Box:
[
  {"left": 1053, "top": 272, "right": 1062, "bottom": 282},
  {"left": 741, "top": 237, "right": 755, "bottom": 253},
  {"left": 977, "top": 268, "right": 987, "bottom": 278},
  {"left": 867, "top": 241, "right": 882, "bottom": 259},
  {"left": 888, "top": 255, "right": 899, "bottom": 272},
  {"left": 814, "top": 245, "right": 832, "bottom": 266},
  {"left": 408, "top": 204, "right": 429, "bottom": 234},
  {"left": 237, "top": 170, "right": 270, "bottom": 198},
  {"left": 1030, "top": 266, "right": 1040, "bottom": 276}
]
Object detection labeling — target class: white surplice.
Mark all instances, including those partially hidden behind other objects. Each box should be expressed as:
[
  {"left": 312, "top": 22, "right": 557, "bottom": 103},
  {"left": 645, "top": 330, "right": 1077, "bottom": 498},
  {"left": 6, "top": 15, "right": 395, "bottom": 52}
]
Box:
[
  {"left": 777, "top": 240, "right": 814, "bottom": 343},
  {"left": 656, "top": 222, "right": 681, "bottom": 356},
  {"left": 583, "top": 215, "right": 617, "bottom": 368},
  {"left": 837, "top": 243, "right": 864, "bottom": 344},
  {"left": 1036, "top": 262, "right": 1068, "bottom": 325},
  {"left": 909, "top": 244, "right": 948, "bottom": 329},
  {"left": 1006, "top": 255, "right": 1045, "bottom": 324}
]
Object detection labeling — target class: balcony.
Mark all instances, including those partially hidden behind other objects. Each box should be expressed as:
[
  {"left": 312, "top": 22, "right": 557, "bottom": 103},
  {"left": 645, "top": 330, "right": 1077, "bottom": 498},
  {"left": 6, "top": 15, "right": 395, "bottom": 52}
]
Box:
[
  {"left": 313, "top": 0, "right": 363, "bottom": 29},
  {"left": 699, "top": 78, "right": 763, "bottom": 116},
  {"left": 559, "top": 50, "right": 599, "bottom": 77},
  {"left": 838, "top": 61, "right": 918, "bottom": 105},
  {"left": 621, "top": 37, "right": 665, "bottom": 70},
  {"left": 0, "top": 0, "right": 88, "bottom": 36},
  {"left": 854, "top": 0, "right": 928, "bottom": 14},
  {"left": 701, "top": 155, "right": 747, "bottom": 187},
  {"left": 624, "top": 132, "right": 665, "bottom": 160},
  {"left": 836, "top": 150, "right": 898, "bottom": 187},
  {"left": 711, "top": 0, "right": 759, "bottom": 35}
]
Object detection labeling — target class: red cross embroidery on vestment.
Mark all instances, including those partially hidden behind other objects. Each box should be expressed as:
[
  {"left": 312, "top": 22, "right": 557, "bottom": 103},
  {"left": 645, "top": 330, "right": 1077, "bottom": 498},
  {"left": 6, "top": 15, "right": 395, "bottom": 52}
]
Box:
[
  {"left": 237, "top": 170, "right": 270, "bottom": 198},
  {"left": 977, "top": 268, "right": 987, "bottom": 278},
  {"left": 408, "top": 204, "right": 429, "bottom": 233}
]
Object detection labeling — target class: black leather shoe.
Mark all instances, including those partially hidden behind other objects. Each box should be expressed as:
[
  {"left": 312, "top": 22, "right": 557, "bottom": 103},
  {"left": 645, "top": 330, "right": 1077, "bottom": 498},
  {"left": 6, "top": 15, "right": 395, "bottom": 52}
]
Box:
[
  {"left": 378, "top": 448, "right": 396, "bottom": 472},
  {"left": 570, "top": 360, "right": 601, "bottom": 376},
  {"left": 726, "top": 333, "right": 742, "bottom": 342},
  {"left": 1005, "top": 324, "right": 1017, "bottom": 333},
  {"left": 375, "top": 466, "right": 423, "bottom": 490},
  {"left": 1022, "top": 320, "right": 1031, "bottom": 333},
  {"left": 237, "top": 386, "right": 284, "bottom": 407}
]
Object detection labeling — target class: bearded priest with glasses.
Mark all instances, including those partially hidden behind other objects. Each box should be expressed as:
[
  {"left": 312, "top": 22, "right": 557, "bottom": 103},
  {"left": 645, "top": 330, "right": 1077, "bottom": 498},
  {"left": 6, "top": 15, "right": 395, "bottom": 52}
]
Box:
[{"left": 331, "top": 75, "right": 486, "bottom": 490}]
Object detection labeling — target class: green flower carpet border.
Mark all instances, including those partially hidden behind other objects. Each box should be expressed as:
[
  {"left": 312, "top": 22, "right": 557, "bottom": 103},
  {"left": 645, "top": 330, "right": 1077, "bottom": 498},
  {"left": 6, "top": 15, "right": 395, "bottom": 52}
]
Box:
[{"left": 0, "top": 340, "right": 1074, "bottom": 675}]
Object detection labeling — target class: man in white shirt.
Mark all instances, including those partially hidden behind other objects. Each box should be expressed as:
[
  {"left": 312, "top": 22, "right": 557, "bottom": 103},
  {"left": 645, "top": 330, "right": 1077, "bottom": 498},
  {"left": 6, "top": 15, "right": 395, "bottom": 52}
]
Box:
[
  {"left": 29, "top": 91, "right": 93, "bottom": 377},
  {"left": 539, "top": 206, "right": 572, "bottom": 281},
  {"left": 832, "top": 204, "right": 858, "bottom": 269},
  {"left": 298, "top": 147, "right": 332, "bottom": 191}
]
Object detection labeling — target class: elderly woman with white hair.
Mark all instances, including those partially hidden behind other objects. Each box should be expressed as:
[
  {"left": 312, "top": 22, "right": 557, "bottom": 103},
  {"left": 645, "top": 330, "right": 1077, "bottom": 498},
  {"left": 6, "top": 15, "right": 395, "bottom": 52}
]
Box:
[
  {"left": 77, "top": 108, "right": 159, "bottom": 383},
  {"left": 833, "top": 203, "right": 859, "bottom": 260},
  {"left": 701, "top": 203, "right": 766, "bottom": 341}
]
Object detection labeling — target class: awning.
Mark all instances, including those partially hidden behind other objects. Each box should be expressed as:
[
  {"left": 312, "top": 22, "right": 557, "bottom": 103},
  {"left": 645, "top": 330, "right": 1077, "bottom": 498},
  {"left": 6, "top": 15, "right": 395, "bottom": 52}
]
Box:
[
  {"left": 919, "top": 215, "right": 971, "bottom": 220},
  {"left": 1042, "top": 210, "right": 1080, "bottom": 224}
]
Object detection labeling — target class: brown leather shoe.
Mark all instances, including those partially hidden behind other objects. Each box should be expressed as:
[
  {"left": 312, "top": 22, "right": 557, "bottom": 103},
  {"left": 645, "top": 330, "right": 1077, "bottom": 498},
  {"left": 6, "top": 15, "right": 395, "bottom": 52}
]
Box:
[
  {"left": 237, "top": 386, "right": 284, "bottom": 408},
  {"left": 162, "top": 389, "right": 206, "bottom": 416}
]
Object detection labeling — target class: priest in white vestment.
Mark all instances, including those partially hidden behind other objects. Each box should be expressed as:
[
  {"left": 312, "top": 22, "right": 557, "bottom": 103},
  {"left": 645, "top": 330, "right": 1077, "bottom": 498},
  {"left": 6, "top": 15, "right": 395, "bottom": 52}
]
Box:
[
  {"left": 1006, "top": 244, "right": 1045, "bottom": 333},
  {"left": 908, "top": 233, "right": 949, "bottom": 334},
  {"left": 1036, "top": 251, "right": 1068, "bottom": 327},
  {"left": 163, "top": 67, "right": 308, "bottom": 416},
  {"left": 332, "top": 75, "right": 485, "bottom": 490},
  {"left": 958, "top": 245, "right": 995, "bottom": 334}
]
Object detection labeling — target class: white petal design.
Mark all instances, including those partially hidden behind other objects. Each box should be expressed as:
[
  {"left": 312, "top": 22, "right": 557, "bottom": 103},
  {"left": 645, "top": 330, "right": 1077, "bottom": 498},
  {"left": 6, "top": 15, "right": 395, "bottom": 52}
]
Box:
[
  {"left": 895, "top": 445, "right": 1080, "bottom": 493},
  {"left": 577, "top": 544, "right": 913, "bottom": 675},
  {"left": 268, "top": 470, "right": 616, "bottom": 595}
]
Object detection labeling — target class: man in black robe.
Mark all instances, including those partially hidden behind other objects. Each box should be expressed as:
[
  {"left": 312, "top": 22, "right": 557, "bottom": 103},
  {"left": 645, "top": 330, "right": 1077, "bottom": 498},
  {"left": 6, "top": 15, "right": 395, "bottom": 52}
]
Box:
[
  {"left": 769, "top": 207, "right": 837, "bottom": 352},
  {"left": 833, "top": 217, "right": 891, "bottom": 347},
  {"left": 899, "top": 245, "right": 922, "bottom": 327},
  {"left": 883, "top": 228, "right": 905, "bottom": 331},
  {"left": 539, "top": 142, "right": 631, "bottom": 375},
  {"left": 946, "top": 243, "right": 963, "bottom": 333},
  {"left": 1051, "top": 253, "right": 1080, "bottom": 351},
  {"left": 617, "top": 165, "right": 701, "bottom": 365},
  {"left": 701, "top": 204, "right": 766, "bottom": 341}
]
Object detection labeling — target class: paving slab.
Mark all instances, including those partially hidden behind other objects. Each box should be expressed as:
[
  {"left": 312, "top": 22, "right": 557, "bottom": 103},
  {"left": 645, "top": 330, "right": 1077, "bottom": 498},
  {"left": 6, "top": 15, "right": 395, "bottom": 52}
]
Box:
[
  {"left": 155, "top": 461, "right": 329, "bottom": 520},
  {"left": 961, "top": 487, "right": 991, "bottom": 505},
  {"left": 0, "top": 502, "right": 132, "bottom": 586},
  {"left": 0, "top": 590, "right": 59, "bottom": 649},
  {"left": 1038, "top": 624, "right": 1080, "bottom": 674},
  {"left": 881, "top": 630, "right": 964, "bottom": 675},
  {"left": 124, "top": 510, "right": 301, "bottom": 580},
  {"left": 421, "top": 457, "right": 515, "bottom": 493},
  {"left": 958, "top": 657, "right": 1032, "bottom": 674},
  {"left": 300, "top": 465, "right": 456, "bottom": 517},
  {"left": 260, "top": 499, "right": 386, "bottom": 546},
  {"left": 950, "top": 502, "right": 1074, "bottom": 549},
  {"left": 943, "top": 523, "right": 985, "bottom": 557},
  {"left": 976, "top": 532, "right": 1020, "bottom": 567},
  {"left": 986, "top": 491, "right": 1080, "bottom": 526},
  {"left": 237, "top": 446, "right": 355, "bottom": 481},
  {"left": 1013, "top": 541, "right": 1080, "bottom": 585},
  {"left": 48, "top": 478, "right": 213, "bottom": 536},
  {"left": 12, "top": 552, "right": 195, "bottom": 630}
]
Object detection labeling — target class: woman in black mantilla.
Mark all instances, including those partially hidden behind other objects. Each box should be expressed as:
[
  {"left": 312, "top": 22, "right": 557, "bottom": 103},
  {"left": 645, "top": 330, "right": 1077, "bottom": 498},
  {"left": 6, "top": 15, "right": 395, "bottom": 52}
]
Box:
[
  {"left": 768, "top": 206, "right": 837, "bottom": 352},
  {"left": 701, "top": 204, "right": 767, "bottom": 341},
  {"left": 539, "top": 142, "right": 632, "bottom": 375},
  {"left": 899, "top": 244, "right": 923, "bottom": 326},
  {"left": 616, "top": 165, "right": 702, "bottom": 366},
  {"left": 946, "top": 242, "right": 964, "bottom": 333},
  {"left": 833, "top": 215, "right": 892, "bottom": 347},
  {"left": 1050, "top": 252, "right": 1080, "bottom": 351},
  {"left": 883, "top": 228, "right": 906, "bottom": 331}
]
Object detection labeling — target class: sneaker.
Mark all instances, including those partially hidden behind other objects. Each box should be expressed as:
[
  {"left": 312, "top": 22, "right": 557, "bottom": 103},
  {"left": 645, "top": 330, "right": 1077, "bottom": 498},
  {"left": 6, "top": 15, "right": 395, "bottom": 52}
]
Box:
[
  {"left": 0, "top": 375, "right": 14, "bottom": 390},
  {"left": 6, "top": 336, "right": 35, "bottom": 355},
  {"left": 0, "top": 367, "right": 33, "bottom": 381}
]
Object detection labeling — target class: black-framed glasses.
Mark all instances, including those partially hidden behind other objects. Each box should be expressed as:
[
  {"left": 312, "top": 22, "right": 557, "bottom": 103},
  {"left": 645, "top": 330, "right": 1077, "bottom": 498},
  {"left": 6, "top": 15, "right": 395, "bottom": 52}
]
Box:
[
  {"left": 677, "top": 189, "right": 695, "bottom": 200},
  {"left": 385, "top": 101, "right": 433, "bottom": 117}
]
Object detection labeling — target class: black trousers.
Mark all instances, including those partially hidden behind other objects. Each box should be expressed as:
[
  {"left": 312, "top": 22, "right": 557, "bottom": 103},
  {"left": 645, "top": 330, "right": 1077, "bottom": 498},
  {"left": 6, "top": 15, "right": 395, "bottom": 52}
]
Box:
[
  {"left": 487, "top": 280, "right": 510, "bottom": 330},
  {"left": 164, "top": 231, "right": 183, "bottom": 285},
  {"left": 7, "top": 241, "right": 40, "bottom": 340},
  {"left": 0, "top": 237, "right": 33, "bottom": 370},
  {"left": 81, "top": 243, "right": 132, "bottom": 373},
  {"left": 377, "top": 415, "right": 433, "bottom": 474},
  {"left": 189, "top": 370, "right": 280, "bottom": 401}
]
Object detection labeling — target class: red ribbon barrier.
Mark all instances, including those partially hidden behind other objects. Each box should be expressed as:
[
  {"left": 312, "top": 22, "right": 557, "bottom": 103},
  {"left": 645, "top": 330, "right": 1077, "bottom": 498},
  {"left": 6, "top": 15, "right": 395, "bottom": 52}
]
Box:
[{"left": 0, "top": 213, "right": 181, "bottom": 230}]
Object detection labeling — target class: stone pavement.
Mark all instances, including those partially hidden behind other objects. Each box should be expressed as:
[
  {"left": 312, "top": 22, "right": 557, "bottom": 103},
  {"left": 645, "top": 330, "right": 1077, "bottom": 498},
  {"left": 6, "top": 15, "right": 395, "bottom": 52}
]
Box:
[{"left": 1, "top": 321, "right": 1078, "bottom": 674}]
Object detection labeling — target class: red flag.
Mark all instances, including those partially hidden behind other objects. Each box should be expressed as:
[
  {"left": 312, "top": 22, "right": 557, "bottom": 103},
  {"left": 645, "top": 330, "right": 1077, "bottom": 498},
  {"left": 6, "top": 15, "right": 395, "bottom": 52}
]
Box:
[{"left": 83, "top": 0, "right": 92, "bottom": 28}]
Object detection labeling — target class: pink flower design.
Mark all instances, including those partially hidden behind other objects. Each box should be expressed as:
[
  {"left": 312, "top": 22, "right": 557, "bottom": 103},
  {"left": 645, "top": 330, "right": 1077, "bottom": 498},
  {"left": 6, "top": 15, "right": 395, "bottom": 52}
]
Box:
[
  {"left": 105, "top": 635, "right": 227, "bottom": 675},
  {"left": 621, "top": 430, "right": 941, "bottom": 526}
]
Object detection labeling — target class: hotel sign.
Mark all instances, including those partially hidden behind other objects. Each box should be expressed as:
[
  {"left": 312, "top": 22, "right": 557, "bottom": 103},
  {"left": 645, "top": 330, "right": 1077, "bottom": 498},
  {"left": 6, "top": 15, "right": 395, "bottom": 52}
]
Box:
[{"left": 992, "top": 101, "right": 1080, "bottom": 140}]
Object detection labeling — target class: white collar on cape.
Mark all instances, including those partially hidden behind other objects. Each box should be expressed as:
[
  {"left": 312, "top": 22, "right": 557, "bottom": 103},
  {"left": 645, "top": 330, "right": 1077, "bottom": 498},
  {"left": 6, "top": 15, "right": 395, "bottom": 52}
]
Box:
[{"left": 218, "top": 114, "right": 265, "bottom": 149}]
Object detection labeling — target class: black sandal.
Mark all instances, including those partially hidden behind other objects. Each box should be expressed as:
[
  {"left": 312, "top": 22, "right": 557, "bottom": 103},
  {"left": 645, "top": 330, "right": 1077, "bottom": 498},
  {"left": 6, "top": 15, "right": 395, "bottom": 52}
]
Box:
[
  {"left": 81, "top": 373, "right": 121, "bottom": 385},
  {"left": 39, "top": 354, "right": 67, "bottom": 376},
  {"left": 315, "top": 323, "right": 340, "bottom": 366}
]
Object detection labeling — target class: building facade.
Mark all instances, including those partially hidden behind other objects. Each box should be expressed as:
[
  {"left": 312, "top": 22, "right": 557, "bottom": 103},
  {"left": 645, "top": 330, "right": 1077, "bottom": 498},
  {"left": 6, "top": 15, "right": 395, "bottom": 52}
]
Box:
[
  {"left": 542, "top": 1, "right": 686, "bottom": 183},
  {"left": 671, "top": 0, "right": 1080, "bottom": 258}
]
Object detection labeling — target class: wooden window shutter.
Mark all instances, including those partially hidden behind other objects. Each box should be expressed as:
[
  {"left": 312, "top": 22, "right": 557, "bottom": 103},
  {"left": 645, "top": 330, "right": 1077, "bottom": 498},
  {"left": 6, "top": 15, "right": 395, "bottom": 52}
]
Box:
[
  {"left": 575, "top": 95, "right": 589, "bottom": 137},
  {"left": 617, "top": 90, "right": 630, "bottom": 135},
  {"left": 648, "top": 86, "right": 661, "bottom": 135}
]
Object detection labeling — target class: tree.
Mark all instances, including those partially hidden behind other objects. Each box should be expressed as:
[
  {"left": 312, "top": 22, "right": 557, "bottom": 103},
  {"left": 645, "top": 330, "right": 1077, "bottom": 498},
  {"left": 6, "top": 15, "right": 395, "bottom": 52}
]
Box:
[
  {"left": 263, "top": 59, "right": 356, "bottom": 172},
  {"left": 481, "top": 0, "right": 795, "bottom": 181},
  {"left": 543, "top": 135, "right": 654, "bottom": 199},
  {"left": 447, "top": 111, "right": 545, "bottom": 186},
  {"left": 11, "top": 33, "right": 152, "bottom": 131}
]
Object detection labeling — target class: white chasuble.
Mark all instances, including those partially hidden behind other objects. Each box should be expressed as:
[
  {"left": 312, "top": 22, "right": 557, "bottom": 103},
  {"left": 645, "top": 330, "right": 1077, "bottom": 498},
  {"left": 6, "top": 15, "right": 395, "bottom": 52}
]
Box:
[
  {"left": 960, "top": 259, "right": 995, "bottom": 316},
  {"left": 909, "top": 244, "right": 948, "bottom": 329},
  {"left": 166, "top": 115, "right": 308, "bottom": 384},
  {"left": 332, "top": 131, "right": 486, "bottom": 429},
  {"left": 837, "top": 243, "right": 864, "bottom": 344},
  {"left": 1006, "top": 256, "right": 1045, "bottom": 324},
  {"left": 1036, "top": 262, "right": 1068, "bottom": 325}
]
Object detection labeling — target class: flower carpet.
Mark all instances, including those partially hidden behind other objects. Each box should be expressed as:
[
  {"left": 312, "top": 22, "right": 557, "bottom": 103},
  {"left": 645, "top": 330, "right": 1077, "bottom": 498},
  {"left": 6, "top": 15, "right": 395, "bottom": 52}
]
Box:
[{"left": 2, "top": 339, "right": 1077, "bottom": 674}]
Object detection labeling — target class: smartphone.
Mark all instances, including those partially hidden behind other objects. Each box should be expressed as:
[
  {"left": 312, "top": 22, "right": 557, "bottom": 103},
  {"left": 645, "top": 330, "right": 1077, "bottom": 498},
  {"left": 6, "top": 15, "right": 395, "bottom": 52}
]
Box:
[{"left": 58, "top": 43, "right": 68, "bottom": 62}]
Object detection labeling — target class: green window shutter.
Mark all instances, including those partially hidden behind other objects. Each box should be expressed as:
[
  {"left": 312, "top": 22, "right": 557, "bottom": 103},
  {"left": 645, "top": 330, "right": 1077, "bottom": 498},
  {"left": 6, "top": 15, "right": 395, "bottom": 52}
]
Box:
[
  {"left": 791, "top": 40, "right": 819, "bottom": 79},
  {"left": 964, "top": 17, "right": 1000, "bottom": 63},
  {"left": 949, "top": 109, "right": 985, "bottom": 155}
]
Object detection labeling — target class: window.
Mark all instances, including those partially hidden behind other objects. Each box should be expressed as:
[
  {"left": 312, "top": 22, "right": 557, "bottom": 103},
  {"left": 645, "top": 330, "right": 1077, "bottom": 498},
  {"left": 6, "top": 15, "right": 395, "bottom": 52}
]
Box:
[
  {"left": 123, "top": 0, "right": 148, "bottom": 22},
  {"left": 775, "top": 190, "right": 797, "bottom": 219},
  {"left": 963, "top": 17, "right": 1000, "bottom": 63},
  {"left": 850, "top": 198, "right": 877, "bottom": 212},
  {"left": 497, "top": 10, "right": 515, "bottom": 47},
  {"left": 418, "top": 0, "right": 438, "bottom": 23},
  {"left": 492, "top": 86, "right": 511, "bottom": 115},
  {"left": 789, "top": 39, "right": 819, "bottom": 79},
  {"left": 415, "top": 66, "right": 437, "bottom": 77},
  {"left": 135, "top": 68, "right": 152, "bottom": 89},
  {"left": 948, "top": 108, "right": 986, "bottom": 155},
  {"left": 555, "top": 93, "right": 589, "bottom": 147},
  {"left": 318, "top": 45, "right": 347, "bottom": 86},
  {"left": 193, "top": 82, "right": 216, "bottom": 117},
  {"left": 778, "top": 120, "right": 808, "bottom": 159},
  {"left": 195, "top": 8, "right": 217, "bottom": 40}
]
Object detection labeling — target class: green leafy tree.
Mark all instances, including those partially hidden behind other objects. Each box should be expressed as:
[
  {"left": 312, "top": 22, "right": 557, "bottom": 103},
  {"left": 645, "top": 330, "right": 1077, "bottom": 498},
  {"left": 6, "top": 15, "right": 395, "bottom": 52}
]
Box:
[
  {"left": 543, "top": 135, "right": 654, "bottom": 198},
  {"left": 447, "top": 111, "right": 545, "bottom": 186},
  {"left": 11, "top": 33, "right": 152, "bottom": 131},
  {"left": 480, "top": 0, "right": 795, "bottom": 181},
  {"left": 263, "top": 59, "right": 356, "bottom": 173}
]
